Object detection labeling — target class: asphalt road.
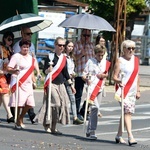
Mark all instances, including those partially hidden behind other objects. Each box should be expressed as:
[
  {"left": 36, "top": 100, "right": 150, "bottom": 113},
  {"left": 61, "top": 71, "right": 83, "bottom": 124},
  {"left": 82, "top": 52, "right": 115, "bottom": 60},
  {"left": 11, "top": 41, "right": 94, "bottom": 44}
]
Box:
[{"left": 0, "top": 65, "right": 150, "bottom": 150}]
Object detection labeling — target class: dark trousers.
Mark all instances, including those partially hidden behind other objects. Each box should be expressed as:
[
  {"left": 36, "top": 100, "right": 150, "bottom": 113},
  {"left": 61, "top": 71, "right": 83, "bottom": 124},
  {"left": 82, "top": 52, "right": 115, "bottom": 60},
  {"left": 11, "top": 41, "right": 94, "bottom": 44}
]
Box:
[
  {"left": 74, "top": 77, "right": 85, "bottom": 114},
  {"left": 10, "top": 107, "right": 35, "bottom": 123}
]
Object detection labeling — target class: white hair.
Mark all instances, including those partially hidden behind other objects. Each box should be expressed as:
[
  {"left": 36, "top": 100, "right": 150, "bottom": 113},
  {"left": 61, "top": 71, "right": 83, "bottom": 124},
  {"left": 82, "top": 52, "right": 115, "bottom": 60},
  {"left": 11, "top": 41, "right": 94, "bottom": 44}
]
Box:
[{"left": 121, "top": 40, "right": 136, "bottom": 53}]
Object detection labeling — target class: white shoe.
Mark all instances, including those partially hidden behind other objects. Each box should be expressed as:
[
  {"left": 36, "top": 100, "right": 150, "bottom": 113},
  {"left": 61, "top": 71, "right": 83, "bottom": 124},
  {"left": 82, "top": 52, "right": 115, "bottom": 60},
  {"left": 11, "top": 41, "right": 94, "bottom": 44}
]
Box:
[{"left": 44, "top": 127, "right": 51, "bottom": 133}]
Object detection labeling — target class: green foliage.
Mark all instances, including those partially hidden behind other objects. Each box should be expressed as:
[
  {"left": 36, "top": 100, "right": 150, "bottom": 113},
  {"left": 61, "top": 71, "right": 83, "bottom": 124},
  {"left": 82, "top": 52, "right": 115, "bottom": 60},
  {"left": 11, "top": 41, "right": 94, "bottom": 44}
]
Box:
[
  {"left": 77, "top": 0, "right": 147, "bottom": 42},
  {"left": 78, "top": 0, "right": 147, "bottom": 20},
  {"left": 127, "top": 0, "right": 146, "bottom": 14}
]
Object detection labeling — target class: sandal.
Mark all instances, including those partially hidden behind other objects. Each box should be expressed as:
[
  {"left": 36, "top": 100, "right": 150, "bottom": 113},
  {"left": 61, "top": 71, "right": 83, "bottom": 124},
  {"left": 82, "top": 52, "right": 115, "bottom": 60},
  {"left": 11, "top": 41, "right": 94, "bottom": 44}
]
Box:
[
  {"left": 115, "top": 136, "right": 126, "bottom": 144},
  {"left": 128, "top": 137, "right": 137, "bottom": 146}
]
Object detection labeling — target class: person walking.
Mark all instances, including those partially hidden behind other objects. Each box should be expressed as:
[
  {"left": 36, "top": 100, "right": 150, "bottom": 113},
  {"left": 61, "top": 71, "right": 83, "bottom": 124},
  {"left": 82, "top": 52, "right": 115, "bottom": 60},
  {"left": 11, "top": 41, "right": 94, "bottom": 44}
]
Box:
[
  {"left": 113, "top": 40, "right": 140, "bottom": 146},
  {"left": 64, "top": 40, "right": 83, "bottom": 125},
  {"left": 7, "top": 39, "right": 36, "bottom": 128},
  {"left": 0, "top": 31, "right": 14, "bottom": 123},
  {"left": 82, "top": 44, "right": 110, "bottom": 139},
  {"left": 95, "top": 34, "right": 108, "bottom": 117},
  {"left": 95, "top": 34, "right": 108, "bottom": 60},
  {"left": 12, "top": 27, "right": 41, "bottom": 124},
  {"left": 73, "top": 29, "right": 94, "bottom": 120},
  {"left": 34, "top": 37, "right": 76, "bottom": 135}
]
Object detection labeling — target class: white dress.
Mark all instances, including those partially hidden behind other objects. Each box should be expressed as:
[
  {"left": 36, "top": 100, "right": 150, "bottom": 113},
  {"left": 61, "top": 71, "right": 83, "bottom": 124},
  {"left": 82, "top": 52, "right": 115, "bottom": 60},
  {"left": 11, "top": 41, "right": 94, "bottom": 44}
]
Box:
[
  {"left": 8, "top": 53, "right": 35, "bottom": 107},
  {"left": 115, "top": 55, "right": 139, "bottom": 114}
]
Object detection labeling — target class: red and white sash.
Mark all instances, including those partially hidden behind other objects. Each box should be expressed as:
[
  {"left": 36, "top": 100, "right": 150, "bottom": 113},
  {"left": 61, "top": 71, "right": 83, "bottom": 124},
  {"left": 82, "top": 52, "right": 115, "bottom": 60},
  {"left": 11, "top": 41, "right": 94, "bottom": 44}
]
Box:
[
  {"left": 115, "top": 56, "right": 139, "bottom": 101},
  {"left": 10, "top": 58, "right": 35, "bottom": 93},
  {"left": 89, "top": 60, "right": 111, "bottom": 102},
  {"left": 44, "top": 54, "right": 66, "bottom": 90}
]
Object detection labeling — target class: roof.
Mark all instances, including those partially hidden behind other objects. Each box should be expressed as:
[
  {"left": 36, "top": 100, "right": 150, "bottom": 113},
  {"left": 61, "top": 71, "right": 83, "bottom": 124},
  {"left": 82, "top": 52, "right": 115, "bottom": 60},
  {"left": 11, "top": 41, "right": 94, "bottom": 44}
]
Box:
[
  {"left": 48, "top": 0, "right": 88, "bottom": 7},
  {"left": 38, "top": 0, "right": 88, "bottom": 12}
]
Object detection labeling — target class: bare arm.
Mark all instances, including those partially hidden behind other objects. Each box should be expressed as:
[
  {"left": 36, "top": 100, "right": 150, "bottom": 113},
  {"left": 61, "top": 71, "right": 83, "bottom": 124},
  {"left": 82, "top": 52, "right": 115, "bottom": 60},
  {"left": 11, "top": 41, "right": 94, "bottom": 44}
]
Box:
[
  {"left": 34, "top": 58, "right": 41, "bottom": 76},
  {"left": 113, "top": 58, "right": 122, "bottom": 84},
  {"left": 136, "top": 75, "right": 140, "bottom": 99}
]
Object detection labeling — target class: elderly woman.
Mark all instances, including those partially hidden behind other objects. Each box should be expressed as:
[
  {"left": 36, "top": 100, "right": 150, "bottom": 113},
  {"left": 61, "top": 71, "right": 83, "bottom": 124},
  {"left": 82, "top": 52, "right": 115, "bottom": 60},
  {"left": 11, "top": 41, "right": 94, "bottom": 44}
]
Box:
[
  {"left": 7, "top": 40, "right": 36, "bottom": 128},
  {"left": 113, "top": 40, "right": 140, "bottom": 146},
  {"left": 34, "top": 37, "right": 76, "bottom": 135}
]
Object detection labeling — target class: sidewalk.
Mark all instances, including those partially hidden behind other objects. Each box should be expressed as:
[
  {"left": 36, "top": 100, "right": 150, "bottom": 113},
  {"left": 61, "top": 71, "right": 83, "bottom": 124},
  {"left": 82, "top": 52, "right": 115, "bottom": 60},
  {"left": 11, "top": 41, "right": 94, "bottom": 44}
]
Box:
[{"left": 139, "top": 65, "right": 150, "bottom": 87}]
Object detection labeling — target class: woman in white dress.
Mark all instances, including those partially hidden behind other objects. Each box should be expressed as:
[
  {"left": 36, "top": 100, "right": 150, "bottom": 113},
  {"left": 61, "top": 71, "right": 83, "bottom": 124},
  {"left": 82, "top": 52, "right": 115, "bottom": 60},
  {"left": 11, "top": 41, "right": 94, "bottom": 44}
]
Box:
[{"left": 113, "top": 40, "right": 140, "bottom": 146}]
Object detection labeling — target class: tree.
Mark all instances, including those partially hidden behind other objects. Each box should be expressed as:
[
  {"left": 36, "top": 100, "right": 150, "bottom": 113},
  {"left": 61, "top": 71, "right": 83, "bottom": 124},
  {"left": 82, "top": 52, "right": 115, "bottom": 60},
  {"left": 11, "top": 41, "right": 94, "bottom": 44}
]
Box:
[{"left": 78, "top": 0, "right": 147, "bottom": 38}]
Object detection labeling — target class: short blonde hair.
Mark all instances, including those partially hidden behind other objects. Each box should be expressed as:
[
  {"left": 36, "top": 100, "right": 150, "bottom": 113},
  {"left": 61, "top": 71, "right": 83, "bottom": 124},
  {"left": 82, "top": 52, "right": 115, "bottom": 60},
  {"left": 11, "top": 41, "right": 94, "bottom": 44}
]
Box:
[
  {"left": 94, "top": 44, "right": 106, "bottom": 54},
  {"left": 55, "top": 37, "right": 66, "bottom": 45},
  {"left": 121, "top": 40, "right": 135, "bottom": 53}
]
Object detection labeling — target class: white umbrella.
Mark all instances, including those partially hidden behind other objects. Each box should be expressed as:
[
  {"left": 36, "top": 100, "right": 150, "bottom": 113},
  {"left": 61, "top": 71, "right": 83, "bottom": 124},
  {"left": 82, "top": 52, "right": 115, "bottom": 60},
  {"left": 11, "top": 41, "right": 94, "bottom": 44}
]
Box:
[
  {"left": 0, "top": 13, "right": 53, "bottom": 38},
  {"left": 58, "top": 13, "right": 115, "bottom": 32}
]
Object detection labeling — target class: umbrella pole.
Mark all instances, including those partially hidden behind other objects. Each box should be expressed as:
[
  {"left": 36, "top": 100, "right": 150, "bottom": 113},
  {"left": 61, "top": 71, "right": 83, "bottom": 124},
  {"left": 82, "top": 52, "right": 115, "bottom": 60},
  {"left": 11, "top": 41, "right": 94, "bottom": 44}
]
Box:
[
  {"left": 121, "top": 72, "right": 124, "bottom": 133},
  {"left": 83, "top": 73, "right": 91, "bottom": 132},
  {"left": 47, "top": 62, "right": 53, "bottom": 122},
  {"left": 14, "top": 71, "right": 19, "bottom": 124}
]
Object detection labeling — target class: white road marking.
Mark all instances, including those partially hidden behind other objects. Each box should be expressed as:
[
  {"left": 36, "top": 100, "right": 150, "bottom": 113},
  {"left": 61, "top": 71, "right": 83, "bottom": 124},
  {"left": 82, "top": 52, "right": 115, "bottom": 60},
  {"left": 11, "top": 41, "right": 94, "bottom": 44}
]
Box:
[{"left": 96, "top": 127, "right": 150, "bottom": 136}]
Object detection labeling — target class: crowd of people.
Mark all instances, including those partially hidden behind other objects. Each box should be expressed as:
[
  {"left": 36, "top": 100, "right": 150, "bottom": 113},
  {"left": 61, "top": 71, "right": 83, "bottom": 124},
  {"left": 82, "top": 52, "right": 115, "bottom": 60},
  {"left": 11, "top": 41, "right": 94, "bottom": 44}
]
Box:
[{"left": 0, "top": 27, "right": 140, "bottom": 146}]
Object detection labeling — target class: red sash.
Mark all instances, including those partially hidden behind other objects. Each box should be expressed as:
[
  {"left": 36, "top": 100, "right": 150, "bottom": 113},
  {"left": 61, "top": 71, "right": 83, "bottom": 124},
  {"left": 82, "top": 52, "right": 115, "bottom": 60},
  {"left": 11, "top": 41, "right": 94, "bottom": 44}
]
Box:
[
  {"left": 11, "top": 58, "right": 35, "bottom": 93},
  {"left": 115, "top": 56, "right": 139, "bottom": 99},
  {"left": 90, "top": 60, "right": 111, "bottom": 101},
  {"left": 44, "top": 55, "right": 66, "bottom": 90}
]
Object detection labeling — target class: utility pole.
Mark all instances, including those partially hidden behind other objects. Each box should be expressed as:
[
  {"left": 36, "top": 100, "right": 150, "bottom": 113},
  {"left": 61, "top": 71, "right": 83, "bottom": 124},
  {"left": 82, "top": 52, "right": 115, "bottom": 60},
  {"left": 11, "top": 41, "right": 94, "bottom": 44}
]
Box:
[{"left": 109, "top": 0, "right": 127, "bottom": 84}]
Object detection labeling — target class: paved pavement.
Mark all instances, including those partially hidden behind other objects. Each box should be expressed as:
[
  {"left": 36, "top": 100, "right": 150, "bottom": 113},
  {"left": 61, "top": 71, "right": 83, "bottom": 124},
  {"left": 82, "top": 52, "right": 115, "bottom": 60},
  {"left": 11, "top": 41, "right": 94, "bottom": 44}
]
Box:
[{"left": 139, "top": 65, "right": 150, "bottom": 87}]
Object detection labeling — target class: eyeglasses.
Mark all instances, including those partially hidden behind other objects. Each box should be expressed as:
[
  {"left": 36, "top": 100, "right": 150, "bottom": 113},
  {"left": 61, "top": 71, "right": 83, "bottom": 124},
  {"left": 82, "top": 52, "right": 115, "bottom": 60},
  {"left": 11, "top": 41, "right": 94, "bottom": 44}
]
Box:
[
  {"left": 57, "top": 44, "right": 65, "bottom": 47},
  {"left": 127, "top": 47, "right": 135, "bottom": 51},
  {"left": 25, "top": 32, "right": 33, "bottom": 36},
  {"left": 7, "top": 38, "right": 13, "bottom": 42},
  {"left": 82, "top": 34, "right": 91, "bottom": 37}
]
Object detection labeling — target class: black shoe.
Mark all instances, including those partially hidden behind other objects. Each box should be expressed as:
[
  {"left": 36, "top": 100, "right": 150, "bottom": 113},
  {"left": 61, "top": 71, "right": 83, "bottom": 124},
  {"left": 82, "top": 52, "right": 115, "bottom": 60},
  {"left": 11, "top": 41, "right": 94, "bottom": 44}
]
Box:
[
  {"left": 73, "top": 118, "right": 84, "bottom": 125},
  {"left": 128, "top": 138, "right": 137, "bottom": 146},
  {"left": 86, "top": 131, "right": 97, "bottom": 140},
  {"left": 77, "top": 114, "right": 84, "bottom": 121},
  {"left": 30, "top": 114, "right": 36, "bottom": 124},
  {"left": 7, "top": 117, "right": 14, "bottom": 123},
  {"left": 51, "top": 129, "right": 62, "bottom": 135},
  {"left": 31, "top": 119, "right": 35, "bottom": 124}
]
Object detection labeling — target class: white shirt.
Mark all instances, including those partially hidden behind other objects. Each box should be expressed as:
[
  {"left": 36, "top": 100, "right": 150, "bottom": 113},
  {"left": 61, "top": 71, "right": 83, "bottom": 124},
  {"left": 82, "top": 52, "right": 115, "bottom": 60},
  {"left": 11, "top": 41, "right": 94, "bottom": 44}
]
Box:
[{"left": 65, "top": 54, "right": 75, "bottom": 75}]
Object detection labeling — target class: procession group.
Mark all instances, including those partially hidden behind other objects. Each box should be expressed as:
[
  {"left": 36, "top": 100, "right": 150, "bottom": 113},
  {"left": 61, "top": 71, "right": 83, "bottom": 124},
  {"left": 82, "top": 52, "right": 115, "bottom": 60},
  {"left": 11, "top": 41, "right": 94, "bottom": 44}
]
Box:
[{"left": 0, "top": 27, "right": 140, "bottom": 146}]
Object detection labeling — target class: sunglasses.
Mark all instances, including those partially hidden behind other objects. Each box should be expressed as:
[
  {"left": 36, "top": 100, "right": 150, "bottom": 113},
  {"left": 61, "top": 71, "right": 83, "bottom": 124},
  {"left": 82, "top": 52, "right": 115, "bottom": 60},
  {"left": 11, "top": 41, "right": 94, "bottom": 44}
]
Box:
[
  {"left": 127, "top": 47, "right": 135, "bottom": 51},
  {"left": 57, "top": 44, "right": 65, "bottom": 47},
  {"left": 82, "top": 34, "right": 91, "bottom": 37},
  {"left": 25, "top": 32, "right": 33, "bottom": 36},
  {"left": 7, "top": 38, "right": 13, "bottom": 42}
]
